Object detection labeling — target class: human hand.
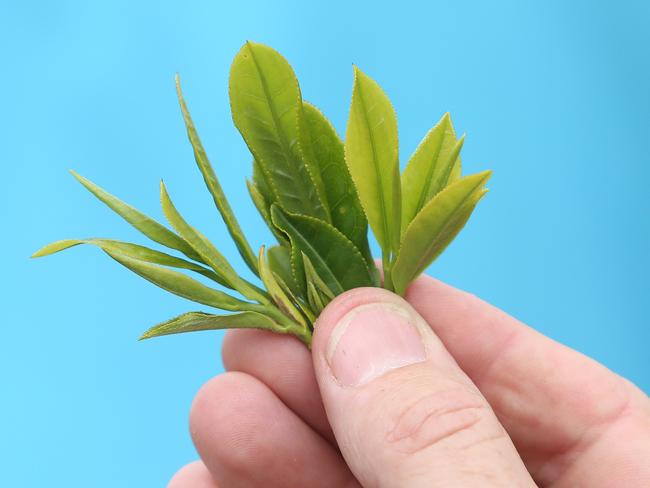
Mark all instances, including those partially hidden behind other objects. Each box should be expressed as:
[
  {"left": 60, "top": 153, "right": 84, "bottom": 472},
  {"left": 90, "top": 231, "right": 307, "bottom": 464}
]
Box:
[{"left": 169, "top": 276, "right": 650, "bottom": 487}]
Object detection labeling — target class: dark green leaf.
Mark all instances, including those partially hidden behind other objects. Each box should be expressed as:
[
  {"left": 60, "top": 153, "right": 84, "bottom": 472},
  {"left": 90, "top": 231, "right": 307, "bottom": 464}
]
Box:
[
  {"left": 229, "top": 41, "right": 328, "bottom": 220},
  {"left": 344, "top": 66, "right": 401, "bottom": 257},
  {"left": 140, "top": 311, "right": 279, "bottom": 339},
  {"left": 175, "top": 75, "right": 258, "bottom": 275},
  {"left": 401, "top": 113, "right": 465, "bottom": 234},
  {"left": 300, "top": 101, "right": 374, "bottom": 271},
  {"left": 270, "top": 205, "right": 374, "bottom": 297},
  {"left": 70, "top": 171, "right": 203, "bottom": 263},
  {"left": 392, "top": 171, "right": 491, "bottom": 295}
]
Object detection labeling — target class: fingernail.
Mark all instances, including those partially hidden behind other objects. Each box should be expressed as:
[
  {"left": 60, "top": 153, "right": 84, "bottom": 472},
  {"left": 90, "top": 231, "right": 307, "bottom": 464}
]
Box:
[{"left": 326, "top": 302, "right": 426, "bottom": 387}]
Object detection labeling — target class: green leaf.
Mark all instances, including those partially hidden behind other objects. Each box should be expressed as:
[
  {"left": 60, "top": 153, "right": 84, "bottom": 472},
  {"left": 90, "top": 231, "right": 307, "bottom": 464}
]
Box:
[
  {"left": 302, "top": 252, "right": 334, "bottom": 314},
  {"left": 401, "top": 113, "right": 465, "bottom": 234},
  {"left": 258, "top": 246, "right": 308, "bottom": 327},
  {"left": 270, "top": 205, "right": 374, "bottom": 297},
  {"left": 344, "top": 66, "right": 401, "bottom": 258},
  {"left": 300, "top": 101, "right": 374, "bottom": 270},
  {"left": 105, "top": 250, "right": 249, "bottom": 310},
  {"left": 70, "top": 171, "right": 203, "bottom": 263},
  {"left": 159, "top": 181, "right": 270, "bottom": 304},
  {"left": 246, "top": 179, "right": 288, "bottom": 246},
  {"left": 392, "top": 171, "right": 492, "bottom": 295},
  {"left": 31, "top": 238, "right": 227, "bottom": 285},
  {"left": 229, "top": 41, "right": 328, "bottom": 220},
  {"left": 267, "top": 245, "right": 296, "bottom": 291},
  {"left": 175, "top": 75, "right": 258, "bottom": 275},
  {"left": 140, "top": 311, "right": 279, "bottom": 340}
]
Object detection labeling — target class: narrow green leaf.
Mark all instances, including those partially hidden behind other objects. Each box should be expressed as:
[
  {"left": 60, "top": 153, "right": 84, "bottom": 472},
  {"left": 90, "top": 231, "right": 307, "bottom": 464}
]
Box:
[
  {"left": 300, "top": 101, "right": 374, "bottom": 270},
  {"left": 246, "top": 179, "right": 288, "bottom": 246},
  {"left": 258, "top": 246, "right": 307, "bottom": 327},
  {"left": 392, "top": 171, "right": 492, "bottom": 295},
  {"left": 229, "top": 41, "right": 328, "bottom": 220},
  {"left": 267, "top": 245, "right": 296, "bottom": 291},
  {"left": 270, "top": 205, "right": 374, "bottom": 297},
  {"left": 302, "top": 252, "right": 334, "bottom": 314},
  {"left": 105, "top": 250, "right": 249, "bottom": 310},
  {"left": 175, "top": 75, "right": 259, "bottom": 275},
  {"left": 159, "top": 181, "right": 270, "bottom": 304},
  {"left": 31, "top": 238, "right": 228, "bottom": 285},
  {"left": 401, "top": 113, "right": 465, "bottom": 234},
  {"left": 70, "top": 171, "right": 202, "bottom": 263},
  {"left": 140, "top": 311, "right": 279, "bottom": 339},
  {"left": 344, "top": 66, "right": 401, "bottom": 258}
]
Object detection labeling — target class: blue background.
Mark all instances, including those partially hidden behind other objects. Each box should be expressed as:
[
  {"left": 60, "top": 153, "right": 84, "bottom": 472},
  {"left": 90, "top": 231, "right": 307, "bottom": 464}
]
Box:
[{"left": 2, "top": 1, "right": 648, "bottom": 486}]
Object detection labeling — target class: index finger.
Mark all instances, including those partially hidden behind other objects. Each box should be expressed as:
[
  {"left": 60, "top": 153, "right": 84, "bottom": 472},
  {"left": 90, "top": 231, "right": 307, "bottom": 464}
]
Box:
[{"left": 405, "top": 275, "right": 649, "bottom": 486}]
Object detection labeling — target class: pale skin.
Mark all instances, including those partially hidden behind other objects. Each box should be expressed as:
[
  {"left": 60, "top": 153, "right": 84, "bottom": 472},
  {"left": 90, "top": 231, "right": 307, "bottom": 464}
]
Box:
[{"left": 169, "top": 275, "right": 650, "bottom": 487}]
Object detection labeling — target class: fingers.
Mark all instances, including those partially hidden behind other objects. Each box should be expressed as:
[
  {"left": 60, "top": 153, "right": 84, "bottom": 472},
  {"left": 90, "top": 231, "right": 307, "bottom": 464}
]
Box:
[
  {"left": 405, "top": 275, "right": 650, "bottom": 485},
  {"left": 312, "top": 287, "right": 535, "bottom": 487},
  {"left": 222, "top": 329, "right": 333, "bottom": 441},
  {"left": 190, "top": 371, "right": 359, "bottom": 488},
  {"left": 168, "top": 461, "right": 218, "bottom": 488}
]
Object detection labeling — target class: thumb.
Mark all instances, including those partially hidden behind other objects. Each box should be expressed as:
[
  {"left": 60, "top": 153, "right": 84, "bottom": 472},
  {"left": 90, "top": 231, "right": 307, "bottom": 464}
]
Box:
[{"left": 312, "top": 288, "right": 535, "bottom": 488}]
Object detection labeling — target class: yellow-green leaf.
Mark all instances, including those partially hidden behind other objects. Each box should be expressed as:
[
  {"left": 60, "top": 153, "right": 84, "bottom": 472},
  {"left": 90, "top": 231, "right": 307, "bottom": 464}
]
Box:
[
  {"left": 70, "top": 171, "right": 203, "bottom": 263},
  {"left": 258, "top": 246, "right": 307, "bottom": 327},
  {"left": 31, "top": 238, "right": 228, "bottom": 285},
  {"left": 105, "top": 250, "right": 248, "bottom": 310},
  {"left": 401, "top": 113, "right": 465, "bottom": 234},
  {"left": 344, "top": 66, "right": 401, "bottom": 258},
  {"left": 140, "top": 311, "right": 279, "bottom": 339},
  {"left": 175, "top": 75, "right": 258, "bottom": 275},
  {"left": 392, "top": 171, "right": 492, "bottom": 295},
  {"left": 229, "top": 41, "right": 328, "bottom": 220},
  {"left": 159, "top": 181, "right": 269, "bottom": 304}
]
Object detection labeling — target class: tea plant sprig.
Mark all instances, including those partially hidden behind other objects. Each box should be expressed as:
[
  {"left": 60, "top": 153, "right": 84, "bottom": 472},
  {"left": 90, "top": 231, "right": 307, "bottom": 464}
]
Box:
[{"left": 33, "top": 41, "right": 491, "bottom": 347}]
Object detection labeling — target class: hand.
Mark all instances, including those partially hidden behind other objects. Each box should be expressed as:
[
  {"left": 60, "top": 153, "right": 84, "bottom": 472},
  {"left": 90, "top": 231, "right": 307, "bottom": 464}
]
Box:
[{"left": 169, "top": 276, "right": 650, "bottom": 487}]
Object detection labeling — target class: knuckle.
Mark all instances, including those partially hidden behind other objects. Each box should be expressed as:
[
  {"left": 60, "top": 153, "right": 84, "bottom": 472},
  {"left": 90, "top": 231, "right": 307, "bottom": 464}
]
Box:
[{"left": 385, "top": 383, "right": 502, "bottom": 455}]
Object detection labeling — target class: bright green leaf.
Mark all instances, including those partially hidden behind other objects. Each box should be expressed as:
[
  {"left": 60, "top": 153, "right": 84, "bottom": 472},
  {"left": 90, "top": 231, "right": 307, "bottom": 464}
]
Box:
[
  {"left": 302, "top": 252, "right": 334, "bottom": 314},
  {"left": 246, "top": 179, "right": 288, "bottom": 246},
  {"left": 31, "top": 238, "right": 228, "bottom": 285},
  {"left": 270, "top": 205, "right": 374, "bottom": 297},
  {"left": 267, "top": 245, "right": 296, "bottom": 291},
  {"left": 70, "top": 171, "right": 203, "bottom": 263},
  {"left": 344, "top": 66, "right": 401, "bottom": 258},
  {"left": 175, "top": 75, "right": 258, "bottom": 275},
  {"left": 140, "top": 311, "right": 279, "bottom": 339},
  {"left": 392, "top": 171, "right": 492, "bottom": 295},
  {"left": 159, "top": 181, "right": 270, "bottom": 304},
  {"left": 229, "top": 41, "right": 328, "bottom": 220},
  {"left": 105, "top": 250, "right": 249, "bottom": 310},
  {"left": 258, "top": 246, "right": 307, "bottom": 327},
  {"left": 401, "top": 113, "right": 465, "bottom": 234}
]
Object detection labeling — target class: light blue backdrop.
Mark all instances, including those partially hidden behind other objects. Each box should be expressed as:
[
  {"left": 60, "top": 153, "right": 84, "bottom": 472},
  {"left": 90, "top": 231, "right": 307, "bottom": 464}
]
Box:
[{"left": 2, "top": 1, "right": 648, "bottom": 486}]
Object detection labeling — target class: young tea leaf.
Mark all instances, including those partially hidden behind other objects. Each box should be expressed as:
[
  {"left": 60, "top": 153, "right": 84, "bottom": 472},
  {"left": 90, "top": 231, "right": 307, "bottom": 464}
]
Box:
[
  {"left": 258, "top": 246, "right": 308, "bottom": 327},
  {"left": 392, "top": 171, "right": 492, "bottom": 295},
  {"left": 246, "top": 179, "right": 289, "bottom": 246},
  {"left": 301, "top": 252, "right": 335, "bottom": 313},
  {"left": 270, "top": 205, "right": 374, "bottom": 297},
  {"left": 267, "top": 245, "right": 296, "bottom": 291},
  {"left": 140, "top": 311, "right": 279, "bottom": 339},
  {"left": 70, "top": 171, "right": 203, "bottom": 263},
  {"left": 300, "top": 101, "right": 375, "bottom": 273},
  {"left": 105, "top": 250, "right": 249, "bottom": 310},
  {"left": 159, "top": 181, "right": 270, "bottom": 304},
  {"left": 344, "top": 66, "right": 401, "bottom": 260},
  {"left": 401, "top": 113, "right": 465, "bottom": 234},
  {"left": 176, "top": 75, "right": 259, "bottom": 275},
  {"left": 229, "top": 41, "right": 328, "bottom": 220},
  {"left": 31, "top": 238, "right": 228, "bottom": 285}
]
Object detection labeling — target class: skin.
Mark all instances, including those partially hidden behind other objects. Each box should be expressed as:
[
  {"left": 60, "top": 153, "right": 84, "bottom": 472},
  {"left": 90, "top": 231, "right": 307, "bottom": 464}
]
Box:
[{"left": 169, "top": 275, "right": 650, "bottom": 487}]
